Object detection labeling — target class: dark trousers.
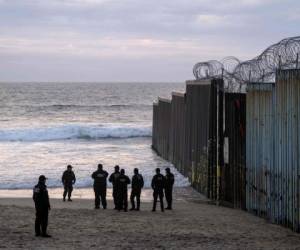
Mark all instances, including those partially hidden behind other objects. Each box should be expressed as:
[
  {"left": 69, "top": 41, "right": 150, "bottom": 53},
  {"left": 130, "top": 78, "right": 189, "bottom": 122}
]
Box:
[
  {"left": 130, "top": 189, "right": 141, "bottom": 209},
  {"left": 35, "top": 209, "right": 48, "bottom": 235},
  {"left": 153, "top": 189, "right": 164, "bottom": 211},
  {"left": 94, "top": 187, "right": 107, "bottom": 208},
  {"left": 63, "top": 184, "right": 73, "bottom": 199},
  {"left": 117, "top": 190, "right": 128, "bottom": 211},
  {"left": 165, "top": 187, "right": 173, "bottom": 208},
  {"left": 112, "top": 186, "right": 118, "bottom": 208}
]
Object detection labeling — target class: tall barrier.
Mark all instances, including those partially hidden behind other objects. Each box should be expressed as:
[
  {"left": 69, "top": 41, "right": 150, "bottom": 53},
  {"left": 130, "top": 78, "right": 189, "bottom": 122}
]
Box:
[
  {"left": 273, "top": 69, "right": 300, "bottom": 231},
  {"left": 169, "top": 92, "right": 186, "bottom": 174},
  {"left": 246, "top": 83, "right": 274, "bottom": 217},
  {"left": 152, "top": 102, "right": 158, "bottom": 152},
  {"left": 152, "top": 79, "right": 225, "bottom": 200},
  {"left": 246, "top": 69, "right": 300, "bottom": 232},
  {"left": 152, "top": 35, "right": 300, "bottom": 232},
  {"left": 221, "top": 93, "right": 246, "bottom": 209},
  {"left": 185, "top": 79, "right": 224, "bottom": 199},
  {"left": 152, "top": 78, "right": 247, "bottom": 204},
  {"left": 152, "top": 98, "right": 171, "bottom": 160},
  {"left": 152, "top": 70, "right": 300, "bottom": 232}
]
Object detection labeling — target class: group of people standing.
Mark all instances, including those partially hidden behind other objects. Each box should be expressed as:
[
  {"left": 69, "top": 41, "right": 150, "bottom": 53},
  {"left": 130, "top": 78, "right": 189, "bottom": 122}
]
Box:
[{"left": 33, "top": 164, "right": 175, "bottom": 237}]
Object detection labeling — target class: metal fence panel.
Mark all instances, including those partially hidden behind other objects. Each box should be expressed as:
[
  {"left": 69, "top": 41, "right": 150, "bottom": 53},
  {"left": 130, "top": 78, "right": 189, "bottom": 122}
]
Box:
[
  {"left": 169, "top": 92, "right": 186, "bottom": 173},
  {"left": 222, "top": 93, "right": 246, "bottom": 209},
  {"left": 274, "top": 69, "right": 300, "bottom": 231},
  {"left": 246, "top": 83, "right": 274, "bottom": 218},
  {"left": 152, "top": 98, "right": 171, "bottom": 160}
]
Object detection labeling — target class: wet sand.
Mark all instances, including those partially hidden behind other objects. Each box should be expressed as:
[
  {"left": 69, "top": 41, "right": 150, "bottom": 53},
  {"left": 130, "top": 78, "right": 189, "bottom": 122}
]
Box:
[{"left": 1, "top": 187, "right": 300, "bottom": 250}]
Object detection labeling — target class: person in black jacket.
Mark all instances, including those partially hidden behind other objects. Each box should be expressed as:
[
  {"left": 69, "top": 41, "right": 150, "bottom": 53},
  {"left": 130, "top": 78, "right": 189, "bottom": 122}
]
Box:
[
  {"left": 116, "top": 169, "right": 131, "bottom": 212},
  {"left": 91, "top": 164, "right": 108, "bottom": 209},
  {"left": 108, "top": 165, "right": 120, "bottom": 209},
  {"left": 130, "top": 168, "right": 144, "bottom": 211},
  {"left": 62, "top": 165, "right": 76, "bottom": 202},
  {"left": 151, "top": 168, "right": 165, "bottom": 212},
  {"left": 33, "top": 175, "right": 51, "bottom": 237},
  {"left": 164, "top": 167, "right": 175, "bottom": 210}
]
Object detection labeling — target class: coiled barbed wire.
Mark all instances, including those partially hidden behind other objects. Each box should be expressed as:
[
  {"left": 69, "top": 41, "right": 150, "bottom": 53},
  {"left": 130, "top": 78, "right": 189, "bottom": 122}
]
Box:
[{"left": 193, "top": 36, "right": 300, "bottom": 90}]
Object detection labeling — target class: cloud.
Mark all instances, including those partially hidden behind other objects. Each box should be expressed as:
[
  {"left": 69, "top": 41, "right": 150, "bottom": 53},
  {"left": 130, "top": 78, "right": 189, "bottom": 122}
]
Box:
[{"left": 0, "top": 0, "right": 299, "bottom": 81}]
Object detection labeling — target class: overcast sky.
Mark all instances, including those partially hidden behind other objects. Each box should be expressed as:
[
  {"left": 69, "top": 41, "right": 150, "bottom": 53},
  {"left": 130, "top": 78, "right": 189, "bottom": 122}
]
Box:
[{"left": 0, "top": 0, "right": 299, "bottom": 82}]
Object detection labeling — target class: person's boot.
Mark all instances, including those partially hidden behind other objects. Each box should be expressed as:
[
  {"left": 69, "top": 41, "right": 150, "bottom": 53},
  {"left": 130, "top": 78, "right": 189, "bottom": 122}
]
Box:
[
  {"left": 63, "top": 197, "right": 66, "bottom": 202},
  {"left": 41, "top": 234, "right": 52, "bottom": 238},
  {"left": 129, "top": 207, "right": 135, "bottom": 211}
]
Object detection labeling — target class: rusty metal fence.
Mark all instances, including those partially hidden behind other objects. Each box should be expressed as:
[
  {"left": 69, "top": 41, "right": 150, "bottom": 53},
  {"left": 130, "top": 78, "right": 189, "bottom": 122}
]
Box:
[
  {"left": 246, "top": 83, "right": 274, "bottom": 218},
  {"left": 169, "top": 92, "right": 186, "bottom": 174},
  {"left": 246, "top": 70, "right": 300, "bottom": 232},
  {"left": 221, "top": 93, "right": 246, "bottom": 209},
  {"left": 151, "top": 97, "right": 171, "bottom": 160},
  {"left": 152, "top": 68, "right": 300, "bottom": 231},
  {"left": 273, "top": 69, "right": 300, "bottom": 231},
  {"left": 153, "top": 78, "right": 245, "bottom": 203}
]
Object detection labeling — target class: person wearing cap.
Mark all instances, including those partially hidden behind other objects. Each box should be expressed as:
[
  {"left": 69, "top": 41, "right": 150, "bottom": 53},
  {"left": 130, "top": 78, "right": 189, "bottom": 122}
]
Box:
[
  {"left": 130, "top": 168, "right": 144, "bottom": 211},
  {"left": 33, "top": 175, "right": 51, "bottom": 237},
  {"left": 91, "top": 164, "right": 109, "bottom": 209},
  {"left": 115, "top": 169, "right": 131, "bottom": 212},
  {"left": 108, "top": 165, "right": 120, "bottom": 209},
  {"left": 62, "top": 165, "right": 76, "bottom": 202},
  {"left": 164, "top": 167, "right": 175, "bottom": 210},
  {"left": 151, "top": 168, "right": 165, "bottom": 212}
]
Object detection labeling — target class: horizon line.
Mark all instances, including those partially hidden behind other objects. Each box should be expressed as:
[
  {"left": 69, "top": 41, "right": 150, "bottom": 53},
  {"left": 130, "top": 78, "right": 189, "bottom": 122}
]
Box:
[{"left": 0, "top": 80, "right": 187, "bottom": 84}]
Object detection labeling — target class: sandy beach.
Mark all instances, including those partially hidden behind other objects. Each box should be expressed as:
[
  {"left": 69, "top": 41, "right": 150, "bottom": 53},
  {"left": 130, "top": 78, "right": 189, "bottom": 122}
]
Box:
[{"left": 1, "top": 187, "right": 300, "bottom": 250}]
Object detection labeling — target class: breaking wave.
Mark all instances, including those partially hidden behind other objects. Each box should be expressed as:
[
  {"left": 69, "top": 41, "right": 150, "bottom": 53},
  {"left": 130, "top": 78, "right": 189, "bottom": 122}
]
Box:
[{"left": 0, "top": 124, "right": 152, "bottom": 142}]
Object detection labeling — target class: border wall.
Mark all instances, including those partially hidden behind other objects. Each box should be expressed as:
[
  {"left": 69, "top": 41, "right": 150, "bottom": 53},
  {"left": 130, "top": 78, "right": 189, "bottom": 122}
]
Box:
[
  {"left": 246, "top": 83, "right": 274, "bottom": 218},
  {"left": 152, "top": 69, "right": 300, "bottom": 232},
  {"left": 246, "top": 70, "right": 300, "bottom": 231},
  {"left": 221, "top": 93, "right": 246, "bottom": 209},
  {"left": 273, "top": 69, "right": 300, "bottom": 230},
  {"left": 152, "top": 78, "right": 246, "bottom": 206}
]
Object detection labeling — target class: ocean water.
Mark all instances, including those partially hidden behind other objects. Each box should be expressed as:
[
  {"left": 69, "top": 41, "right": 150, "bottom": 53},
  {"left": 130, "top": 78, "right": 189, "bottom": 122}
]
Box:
[{"left": 0, "top": 82, "right": 189, "bottom": 189}]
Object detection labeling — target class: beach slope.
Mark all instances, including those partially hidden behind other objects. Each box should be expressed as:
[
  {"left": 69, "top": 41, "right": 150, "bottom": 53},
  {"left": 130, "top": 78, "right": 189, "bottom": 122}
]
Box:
[{"left": 1, "top": 188, "right": 300, "bottom": 250}]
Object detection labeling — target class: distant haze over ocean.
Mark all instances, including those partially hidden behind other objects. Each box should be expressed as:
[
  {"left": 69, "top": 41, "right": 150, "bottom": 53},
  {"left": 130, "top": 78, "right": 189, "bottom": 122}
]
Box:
[{"left": 0, "top": 82, "right": 189, "bottom": 189}]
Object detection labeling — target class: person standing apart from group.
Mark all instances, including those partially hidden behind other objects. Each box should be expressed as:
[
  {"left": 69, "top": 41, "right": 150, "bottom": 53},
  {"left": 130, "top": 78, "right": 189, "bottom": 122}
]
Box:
[
  {"left": 62, "top": 165, "right": 76, "bottom": 202},
  {"left": 116, "top": 169, "right": 131, "bottom": 212},
  {"left": 151, "top": 168, "right": 165, "bottom": 212},
  {"left": 109, "top": 165, "right": 120, "bottom": 209},
  {"left": 130, "top": 168, "right": 144, "bottom": 211},
  {"left": 91, "top": 164, "right": 108, "bottom": 209},
  {"left": 164, "top": 167, "right": 174, "bottom": 210},
  {"left": 33, "top": 175, "right": 51, "bottom": 237}
]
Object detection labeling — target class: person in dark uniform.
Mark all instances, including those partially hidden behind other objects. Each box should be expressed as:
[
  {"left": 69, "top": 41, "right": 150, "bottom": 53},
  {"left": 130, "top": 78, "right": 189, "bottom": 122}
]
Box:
[
  {"left": 164, "top": 167, "right": 175, "bottom": 210},
  {"left": 115, "top": 169, "right": 130, "bottom": 212},
  {"left": 109, "top": 165, "right": 120, "bottom": 209},
  {"left": 62, "top": 165, "right": 76, "bottom": 202},
  {"left": 151, "top": 168, "right": 165, "bottom": 212},
  {"left": 33, "top": 175, "right": 51, "bottom": 237},
  {"left": 130, "top": 168, "right": 144, "bottom": 211},
  {"left": 91, "top": 164, "right": 108, "bottom": 209}
]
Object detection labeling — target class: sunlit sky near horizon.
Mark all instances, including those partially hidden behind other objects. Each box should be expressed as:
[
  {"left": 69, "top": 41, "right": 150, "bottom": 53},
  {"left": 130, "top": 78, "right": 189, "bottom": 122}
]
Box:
[{"left": 0, "top": 0, "right": 299, "bottom": 82}]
